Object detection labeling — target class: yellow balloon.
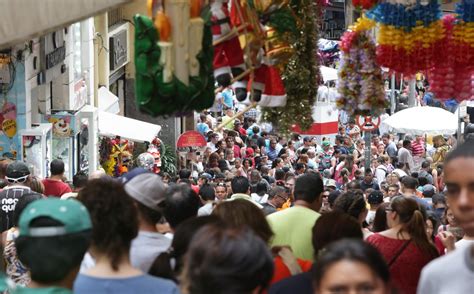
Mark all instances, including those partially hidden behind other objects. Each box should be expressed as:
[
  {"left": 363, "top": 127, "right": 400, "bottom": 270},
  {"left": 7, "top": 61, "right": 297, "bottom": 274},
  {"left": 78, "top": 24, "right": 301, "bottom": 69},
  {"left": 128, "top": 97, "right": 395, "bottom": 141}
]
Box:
[{"left": 2, "top": 119, "right": 16, "bottom": 138}]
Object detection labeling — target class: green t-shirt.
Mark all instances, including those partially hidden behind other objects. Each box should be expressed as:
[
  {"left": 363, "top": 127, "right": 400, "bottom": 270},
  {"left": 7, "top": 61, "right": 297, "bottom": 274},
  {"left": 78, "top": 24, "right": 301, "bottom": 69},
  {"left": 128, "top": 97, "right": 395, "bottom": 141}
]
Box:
[{"left": 267, "top": 206, "right": 320, "bottom": 261}]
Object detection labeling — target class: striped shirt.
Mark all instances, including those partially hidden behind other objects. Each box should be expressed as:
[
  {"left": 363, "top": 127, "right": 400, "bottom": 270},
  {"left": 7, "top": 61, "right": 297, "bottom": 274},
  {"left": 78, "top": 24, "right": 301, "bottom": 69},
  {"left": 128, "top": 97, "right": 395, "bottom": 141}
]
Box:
[
  {"left": 411, "top": 141, "right": 425, "bottom": 157},
  {"left": 0, "top": 185, "right": 31, "bottom": 232}
]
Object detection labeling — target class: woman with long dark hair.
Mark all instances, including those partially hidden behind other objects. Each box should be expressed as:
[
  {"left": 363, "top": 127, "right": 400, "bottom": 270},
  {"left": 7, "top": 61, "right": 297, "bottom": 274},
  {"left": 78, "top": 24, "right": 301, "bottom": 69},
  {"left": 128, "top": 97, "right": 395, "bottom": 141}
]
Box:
[
  {"left": 367, "top": 196, "right": 438, "bottom": 294},
  {"left": 74, "top": 179, "right": 178, "bottom": 294}
]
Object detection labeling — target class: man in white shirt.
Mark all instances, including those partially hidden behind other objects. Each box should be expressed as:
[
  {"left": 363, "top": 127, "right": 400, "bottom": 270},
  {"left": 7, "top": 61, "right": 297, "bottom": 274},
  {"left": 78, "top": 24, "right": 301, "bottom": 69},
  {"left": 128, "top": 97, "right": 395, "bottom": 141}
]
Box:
[
  {"left": 374, "top": 156, "right": 388, "bottom": 187},
  {"left": 207, "top": 132, "right": 219, "bottom": 153},
  {"left": 397, "top": 139, "right": 415, "bottom": 173},
  {"left": 418, "top": 139, "right": 474, "bottom": 294}
]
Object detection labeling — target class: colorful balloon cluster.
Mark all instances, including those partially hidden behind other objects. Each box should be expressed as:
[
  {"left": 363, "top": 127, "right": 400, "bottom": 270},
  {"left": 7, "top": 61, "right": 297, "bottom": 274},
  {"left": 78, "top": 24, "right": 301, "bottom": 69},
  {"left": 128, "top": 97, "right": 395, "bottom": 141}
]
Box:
[
  {"left": 352, "top": 0, "right": 379, "bottom": 10},
  {"left": 367, "top": 0, "right": 443, "bottom": 75},
  {"left": 429, "top": 1, "right": 474, "bottom": 101},
  {"left": 337, "top": 17, "right": 387, "bottom": 116}
]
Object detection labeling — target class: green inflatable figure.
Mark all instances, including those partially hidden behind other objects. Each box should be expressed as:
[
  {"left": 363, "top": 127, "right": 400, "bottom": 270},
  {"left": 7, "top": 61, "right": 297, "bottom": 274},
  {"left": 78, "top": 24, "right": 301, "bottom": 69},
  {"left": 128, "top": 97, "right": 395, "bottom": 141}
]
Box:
[{"left": 134, "top": 6, "right": 215, "bottom": 116}]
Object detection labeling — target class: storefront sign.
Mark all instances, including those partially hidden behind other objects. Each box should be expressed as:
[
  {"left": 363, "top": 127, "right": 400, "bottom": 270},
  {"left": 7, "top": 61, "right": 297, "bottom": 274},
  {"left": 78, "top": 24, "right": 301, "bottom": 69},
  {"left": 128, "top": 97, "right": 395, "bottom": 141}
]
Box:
[
  {"left": 176, "top": 131, "right": 207, "bottom": 148},
  {"left": 109, "top": 29, "right": 128, "bottom": 71},
  {"left": 45, "top": 46, "right": 66, "bottom": 69}
]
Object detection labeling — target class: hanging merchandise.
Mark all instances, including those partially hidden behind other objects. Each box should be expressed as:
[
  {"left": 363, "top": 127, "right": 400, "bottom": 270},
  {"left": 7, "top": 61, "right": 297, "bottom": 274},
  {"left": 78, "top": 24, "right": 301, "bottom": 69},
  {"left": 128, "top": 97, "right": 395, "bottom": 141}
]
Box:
[
  {"left": 367, "top": 0, "right": 444, "bottom": 75},
  {"left": 336, "top": 17, "right": 387, "bottom": 117},
  {"left": 429, "top": 0, "right": 474, "bottom": 101},
  {"left": 99, "top": 136, "right": 134, "bottom": 177},
  {"left": 134, "top": 0, "right": 215, "bottom": 116},
  {"left": 213, "top": 0, "right": 294, "bottom": 103},
  {"left": 261, "top": 0, "right": 321, "bottom": 132},
  {"left": 211, "top": 0, "right": 248, "bottom": 101}
]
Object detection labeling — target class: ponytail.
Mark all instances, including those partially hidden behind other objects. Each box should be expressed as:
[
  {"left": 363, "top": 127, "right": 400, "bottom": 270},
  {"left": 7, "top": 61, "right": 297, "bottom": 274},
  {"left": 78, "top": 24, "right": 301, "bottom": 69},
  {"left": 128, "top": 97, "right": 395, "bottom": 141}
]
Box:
[
  {"left": 404, "top": 209, "right": 438, "bottom": 258},
  {"left": 391, "top": 196, "right": 438, "bottom": 259},
  {"left": 148, "top": 248, "right": 177, "bottom": 282}
]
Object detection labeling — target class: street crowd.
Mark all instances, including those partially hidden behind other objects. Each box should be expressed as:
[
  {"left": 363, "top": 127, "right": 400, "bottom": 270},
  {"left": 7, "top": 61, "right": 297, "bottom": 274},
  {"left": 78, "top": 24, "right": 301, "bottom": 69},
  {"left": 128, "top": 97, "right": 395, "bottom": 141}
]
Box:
[{"left": 0, "top": 106, "right": 472, "bottom": 294}]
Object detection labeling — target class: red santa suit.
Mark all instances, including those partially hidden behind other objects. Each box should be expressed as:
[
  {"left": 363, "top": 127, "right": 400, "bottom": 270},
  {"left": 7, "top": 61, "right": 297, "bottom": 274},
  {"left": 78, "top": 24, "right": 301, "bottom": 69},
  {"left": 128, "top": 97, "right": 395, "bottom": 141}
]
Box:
[{"left": 211, "top": 0, "right": 247, "bottom": 100}]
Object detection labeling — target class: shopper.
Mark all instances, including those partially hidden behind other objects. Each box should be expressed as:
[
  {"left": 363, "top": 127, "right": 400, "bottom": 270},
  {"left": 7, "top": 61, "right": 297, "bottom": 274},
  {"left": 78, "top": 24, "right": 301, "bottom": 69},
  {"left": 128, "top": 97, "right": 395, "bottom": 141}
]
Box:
[
  {"left": 42, "top": 159, "right": 72, "bottom": 197},
  {"left": 0, "top": 161, "right": 32, "bottom": 232},
  {"left": 418, "top": 139, "right": 474, "bottom": 293},
  {"left": 74, "top": 179, "right": 178, "bottom": 293},
  {"left": 312, "top": 239, "right": 392, "bottom": 294},
  {"left": 180, "top": 225, "right": 273, "bottom": 294},
  {"left": 267, "top": 173, "right": 324, "bottom": 260},
  {"left": 15, "top": 198, "right": 92, "bottom": 294},
  {"left": 367, "top": 196, "right": 438, "bottom": 294},
  {"left": 124, "top": 173, "right": 171, "bottom": 273},
  {"left": 2, "top": 192, "right": 42, "bottom": 286}
]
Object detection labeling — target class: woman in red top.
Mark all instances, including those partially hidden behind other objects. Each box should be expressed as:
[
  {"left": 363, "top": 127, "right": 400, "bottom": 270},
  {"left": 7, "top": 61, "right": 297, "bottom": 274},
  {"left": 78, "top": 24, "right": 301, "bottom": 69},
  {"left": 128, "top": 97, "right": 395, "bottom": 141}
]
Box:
[{"left": 367, "top": 196, "right": 438, "bottom": 294}]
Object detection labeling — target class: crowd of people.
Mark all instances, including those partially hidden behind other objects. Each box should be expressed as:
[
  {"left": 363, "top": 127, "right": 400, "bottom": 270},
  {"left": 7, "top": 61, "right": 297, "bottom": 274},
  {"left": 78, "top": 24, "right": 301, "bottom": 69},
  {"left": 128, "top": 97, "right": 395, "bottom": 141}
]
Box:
[{"left": 0, "top": 112, "right": 472, "bottom": 293}]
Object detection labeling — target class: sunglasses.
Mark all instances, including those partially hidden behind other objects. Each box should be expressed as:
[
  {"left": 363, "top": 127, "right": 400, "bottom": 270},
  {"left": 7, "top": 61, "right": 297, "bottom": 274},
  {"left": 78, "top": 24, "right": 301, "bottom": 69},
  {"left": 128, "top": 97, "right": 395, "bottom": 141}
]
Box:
[{"left": 6, "top": 175, "right": 29, "bottom": 184}]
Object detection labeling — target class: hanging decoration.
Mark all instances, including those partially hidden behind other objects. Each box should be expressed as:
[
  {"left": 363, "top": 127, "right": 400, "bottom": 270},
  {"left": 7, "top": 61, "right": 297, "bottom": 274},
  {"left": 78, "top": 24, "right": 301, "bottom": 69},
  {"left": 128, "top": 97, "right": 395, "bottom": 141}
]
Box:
[
  {"left": 336, "top": 17, "right": 387, "bottom": 117},
  {"left": 261, "top": 0, "right": 321, "bottom": 132},
  {"left": 212, "top": 0, "right": 294, "bottom": 105},
  {"left": 134, "top": 0, "right": 214, "bottom": 116},
  {"left": 367, "top": 0, "right": 444, "bottom": 75},
  {"left": 429, "top": 0, "right": 474, "bottom": 101}
]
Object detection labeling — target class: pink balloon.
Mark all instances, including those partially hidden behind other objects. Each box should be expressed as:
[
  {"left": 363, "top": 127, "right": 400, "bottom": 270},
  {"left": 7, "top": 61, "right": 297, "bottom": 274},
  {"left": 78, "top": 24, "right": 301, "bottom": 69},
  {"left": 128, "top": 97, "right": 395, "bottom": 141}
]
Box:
[{"left": 1, "top": 102, "right": 16, "bottom": 120}]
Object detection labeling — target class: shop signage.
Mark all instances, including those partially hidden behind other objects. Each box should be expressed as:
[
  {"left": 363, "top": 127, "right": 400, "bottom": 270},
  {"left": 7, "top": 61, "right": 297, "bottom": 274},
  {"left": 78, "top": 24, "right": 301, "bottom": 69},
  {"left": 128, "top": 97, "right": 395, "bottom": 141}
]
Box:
[
  {"left": 109, "top": 29, "right": 128, "bottom": 71},
  {"left": 176, "top": 131, "right": 207, "bottom": 148},
  {"left": 45, "top": 46, "right": 66, "bottom": 70}
]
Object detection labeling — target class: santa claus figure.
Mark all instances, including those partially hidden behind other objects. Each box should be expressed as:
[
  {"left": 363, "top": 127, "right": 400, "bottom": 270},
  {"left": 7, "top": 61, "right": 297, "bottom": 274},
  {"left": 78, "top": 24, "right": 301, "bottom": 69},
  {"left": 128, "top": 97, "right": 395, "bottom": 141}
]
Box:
[{"left": 211, "top": 0, "right": 248, "bottom": 101}]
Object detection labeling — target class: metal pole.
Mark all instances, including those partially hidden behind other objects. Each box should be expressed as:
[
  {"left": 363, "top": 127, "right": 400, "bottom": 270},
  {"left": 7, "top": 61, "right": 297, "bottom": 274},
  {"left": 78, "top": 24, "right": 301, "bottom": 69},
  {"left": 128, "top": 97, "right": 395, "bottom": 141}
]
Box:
[
  {"left": 364, "top": 131, "right": 371, "bottom": 171},
  {"left": 408, "top": 79, "right": 416, "bottom": 107},
  {"left": 390, "top": 73, "right": 396, "bottom": 115}
]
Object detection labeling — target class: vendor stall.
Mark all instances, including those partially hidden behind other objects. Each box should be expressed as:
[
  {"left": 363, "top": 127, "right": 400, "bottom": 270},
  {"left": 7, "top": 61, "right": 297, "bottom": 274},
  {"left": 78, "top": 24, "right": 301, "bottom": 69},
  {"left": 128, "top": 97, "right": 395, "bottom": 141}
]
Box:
[{"left": 97, "top": 111, "right": 162, "bottom": 177}]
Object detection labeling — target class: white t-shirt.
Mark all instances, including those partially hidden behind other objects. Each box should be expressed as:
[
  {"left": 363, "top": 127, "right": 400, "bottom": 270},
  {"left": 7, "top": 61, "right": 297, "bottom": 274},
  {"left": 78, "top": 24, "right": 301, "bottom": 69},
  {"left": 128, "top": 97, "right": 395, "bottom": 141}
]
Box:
[
  {"left": 456, "top": 238, "right": 474, "bottom": 251},
  {"left": 398, "top": 147, "right": 414, "bottom": 172},
  {"left": 251, "top": 193, "right": 269, "bottom": 204},
  {"left": 198, "top": 202, "right": 214, "bottom": 216}
]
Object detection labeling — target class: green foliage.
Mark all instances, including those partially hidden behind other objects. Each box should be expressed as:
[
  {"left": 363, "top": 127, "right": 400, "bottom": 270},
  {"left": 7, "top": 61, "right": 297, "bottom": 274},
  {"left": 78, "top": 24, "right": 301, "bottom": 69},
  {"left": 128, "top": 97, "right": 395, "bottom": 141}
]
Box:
[
  {"left": 261, "top": 0, "right": 321, "bottom": 134},
  {"left": 160, "top": 144, "right": 177, "bottom": 176}
]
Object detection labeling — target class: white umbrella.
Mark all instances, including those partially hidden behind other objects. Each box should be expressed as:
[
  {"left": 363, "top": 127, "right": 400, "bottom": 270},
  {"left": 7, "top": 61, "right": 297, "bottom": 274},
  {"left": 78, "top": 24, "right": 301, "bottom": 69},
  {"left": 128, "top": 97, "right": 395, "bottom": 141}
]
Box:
[
  {"left": 320, "top": 66, "right": 338, "bottom": 83},
  {"left": 381, "top": 106, "right": 457, "bottom": 135}
]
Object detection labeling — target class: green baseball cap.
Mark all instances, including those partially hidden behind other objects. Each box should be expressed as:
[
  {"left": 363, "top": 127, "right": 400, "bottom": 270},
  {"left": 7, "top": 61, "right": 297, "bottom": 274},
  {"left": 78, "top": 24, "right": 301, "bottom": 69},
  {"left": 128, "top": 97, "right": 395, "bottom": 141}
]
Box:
[
  {"left": 322, "top": 141, "right": 331, "bottom": 147},
  {"left": 19, "top": 198, "right": 92, "bottom": 237}
]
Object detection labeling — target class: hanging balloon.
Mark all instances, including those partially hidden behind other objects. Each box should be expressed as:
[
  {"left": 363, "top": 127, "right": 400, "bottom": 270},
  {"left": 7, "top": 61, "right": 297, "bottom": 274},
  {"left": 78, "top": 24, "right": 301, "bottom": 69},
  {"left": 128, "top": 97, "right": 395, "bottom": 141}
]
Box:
[
  {"left": 2, "top": 102, "right": 17, "bottom": 120},
  {"left": 2, "top": 119, "right": 16, "bottom": 138},
  {"left": 136, "top": 153, "right": 155, "bottom": 171}
]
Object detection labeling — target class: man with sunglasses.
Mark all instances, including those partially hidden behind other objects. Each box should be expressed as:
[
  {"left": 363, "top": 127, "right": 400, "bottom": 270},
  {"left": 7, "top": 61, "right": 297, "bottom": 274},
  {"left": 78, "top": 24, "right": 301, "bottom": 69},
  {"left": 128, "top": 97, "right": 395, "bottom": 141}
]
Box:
[
  {"left": 262, "top": 186, "right": 289, "bottom": 216},
  {"left": 0, "top": 161, "right": 32, "bottom": 232}
]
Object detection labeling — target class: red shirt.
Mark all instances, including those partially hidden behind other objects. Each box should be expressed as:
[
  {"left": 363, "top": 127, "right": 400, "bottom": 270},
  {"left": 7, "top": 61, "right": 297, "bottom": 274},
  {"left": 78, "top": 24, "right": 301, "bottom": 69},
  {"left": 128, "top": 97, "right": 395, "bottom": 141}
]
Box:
[
  {"left": 367, "top": 234, "right": 436, "bottom": 294},
  {"left": 42, "top": 178, "right": 72, "bottom": 197}
]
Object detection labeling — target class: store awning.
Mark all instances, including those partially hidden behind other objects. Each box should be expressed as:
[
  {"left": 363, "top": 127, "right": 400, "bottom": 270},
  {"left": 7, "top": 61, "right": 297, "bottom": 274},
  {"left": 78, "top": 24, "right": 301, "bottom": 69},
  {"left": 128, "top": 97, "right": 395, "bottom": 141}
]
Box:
[
  {"left": 98, "top": 87, "right": 120, "bottom": 115},
  {"left": 0, "top": 0, "right": 132, "bottom": 49},
  {"left": 98, "top": 111, "right": 161, "bottom": 143}
]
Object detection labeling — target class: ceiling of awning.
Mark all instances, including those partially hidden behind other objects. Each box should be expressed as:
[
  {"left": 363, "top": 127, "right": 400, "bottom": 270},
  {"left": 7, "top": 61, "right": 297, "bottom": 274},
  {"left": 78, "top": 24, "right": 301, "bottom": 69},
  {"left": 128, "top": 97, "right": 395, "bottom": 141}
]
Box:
[{"left": 0, "top": 0, "right": 133, "bottom": 49}]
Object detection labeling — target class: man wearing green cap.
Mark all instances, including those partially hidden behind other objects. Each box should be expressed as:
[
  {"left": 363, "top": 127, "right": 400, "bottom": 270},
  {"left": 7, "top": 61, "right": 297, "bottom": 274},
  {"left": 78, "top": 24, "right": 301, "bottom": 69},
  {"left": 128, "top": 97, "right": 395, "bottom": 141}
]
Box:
[
  {"left": 13, "top": 198, "right": 92, "bottom": 294},
  {"left": 318, "top": 141, "right": 333, "bottom": 172}
]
